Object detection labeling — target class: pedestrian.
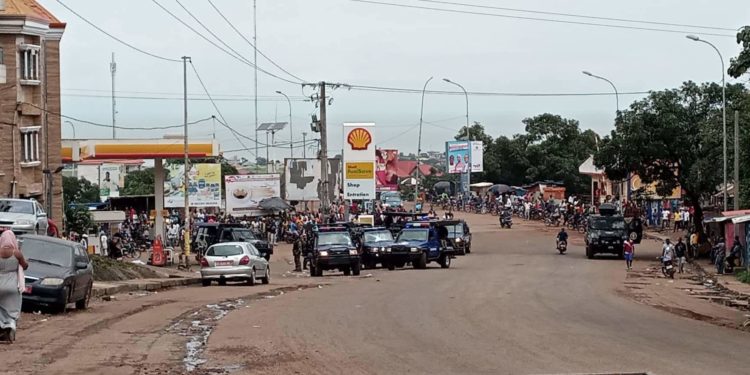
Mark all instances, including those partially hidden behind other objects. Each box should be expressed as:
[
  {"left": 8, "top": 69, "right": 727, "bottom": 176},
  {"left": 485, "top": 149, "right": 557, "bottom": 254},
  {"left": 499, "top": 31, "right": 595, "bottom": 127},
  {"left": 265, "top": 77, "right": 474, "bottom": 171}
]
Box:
[
  {"left": 713, "top": 238, "right": 726, "bottom": 274},
  {"left": 689, "top": 230, "right": 699, "bottom": 260},
  {"left": 674, "top": 237, "right": 687, "bottom": 273},
  {"left": 99, "top": 230, "right": 108, "bottom": 257},
  {"left": 623, "top": 238, "right": 635, "bottom": 270},
  {"left": 661, "top": 208, "right": 671, "bottom": 230},
  {"left": 673, "top": 210, "right": 681, "bottom": 232},
  {"left": 292, "top": 236, "right": 302, "bottom": 272},
  {"left": 0, "top": 231, "right": 28, "bottom": 342}
]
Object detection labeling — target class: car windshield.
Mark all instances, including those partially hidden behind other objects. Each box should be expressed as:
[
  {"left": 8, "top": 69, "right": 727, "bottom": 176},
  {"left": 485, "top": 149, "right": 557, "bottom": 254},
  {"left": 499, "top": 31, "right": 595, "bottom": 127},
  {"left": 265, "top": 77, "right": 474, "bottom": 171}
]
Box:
[
  {"left": 317, "top": 232, "right": 352, "bottom": 247},
  {"left": 207, "top": 244, "right": 244, "bottom": 256},
  {"left": 397, "top": 229, "right": 428, "bottom": 242},
  {"left": 590, "top": 217, "right": 626, "bottom": 230},
  {"left": 0, "top": 200, "right": 34, "bottom": 214},
  {"left": 19, "top": 238, "right": 73, "bottom": 268},
  {"left": 443, "top": 225, "right": 464, "bottom": 238},
  {"left": 364, "top": 230, "right": 393, "bottom": 243},
  {"left": 386, "top": 198, "right": 402, "bottom": 204},
  {"left": 222, "top": 228, "right": 257, "bottom": 242}
]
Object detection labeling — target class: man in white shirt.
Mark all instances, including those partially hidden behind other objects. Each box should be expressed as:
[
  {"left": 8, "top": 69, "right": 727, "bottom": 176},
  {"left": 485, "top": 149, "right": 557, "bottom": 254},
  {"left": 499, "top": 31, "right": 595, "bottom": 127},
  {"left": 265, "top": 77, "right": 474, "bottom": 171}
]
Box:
[{"left": 661, "top": 209, "right": 670, "bottom": 230}]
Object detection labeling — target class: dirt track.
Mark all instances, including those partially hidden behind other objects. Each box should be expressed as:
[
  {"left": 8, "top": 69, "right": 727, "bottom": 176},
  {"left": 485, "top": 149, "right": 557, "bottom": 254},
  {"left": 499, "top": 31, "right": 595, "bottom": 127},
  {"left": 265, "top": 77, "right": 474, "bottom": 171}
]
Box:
[{"left": 2, "top": 212, "right": 748, "bottom": 375}]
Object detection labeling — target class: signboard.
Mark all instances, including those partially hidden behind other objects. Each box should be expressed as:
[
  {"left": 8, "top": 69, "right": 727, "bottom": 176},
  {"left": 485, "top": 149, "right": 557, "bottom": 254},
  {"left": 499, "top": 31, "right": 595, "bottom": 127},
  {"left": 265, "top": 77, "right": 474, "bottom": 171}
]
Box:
[
  {"left": 284, "top": 158, "right": 341, "bottom": 202},
  {"left": 343, "top": 123, "right": 376, "bottom": 200},
  {"left": 99, "top": 164, "right": 121, "bottom": 201},
  {"left": 629, "top": 174, "right": 681, "bottom": 200},
  {"left": 446, "top": 141, "right": 470, "bottom": 174},
  {"left": 470, "top": 141, "right": 483, "bottom": 172},
  {"left": 225, "top": 174, "right": 281, "bottom": 216},
  {"left": 164, "top": 163, "right": 222, "bottom": 208},
  {"left": 376, "top": 149, "right": 398, "bottom": 192}
]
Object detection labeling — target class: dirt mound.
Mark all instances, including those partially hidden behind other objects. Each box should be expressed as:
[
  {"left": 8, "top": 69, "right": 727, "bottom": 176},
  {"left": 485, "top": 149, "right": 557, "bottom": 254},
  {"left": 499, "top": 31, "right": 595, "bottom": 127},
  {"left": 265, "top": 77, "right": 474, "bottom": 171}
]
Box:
[{"left": 91, "top": 255, "right": 162, "bottom": 282}]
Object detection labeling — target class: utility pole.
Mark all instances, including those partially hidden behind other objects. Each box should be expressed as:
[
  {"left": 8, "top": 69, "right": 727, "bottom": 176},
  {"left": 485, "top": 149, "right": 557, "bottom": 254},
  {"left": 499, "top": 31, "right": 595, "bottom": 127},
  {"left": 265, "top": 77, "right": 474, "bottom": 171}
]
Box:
[
  {"left": 319, "top": 82, "right": 330, "bottom": 211},
  {"left": 302, "top": 132, "right": 307, "bottom": 158},
  {"left": 734, "top": 110, "right": 740, "bottom": 210},
  {"left": 182, "top": 56, "right": 191, "bottom": 270},
  {"left": 253, "top": 0, "right": 259, "bottom": 163},
  {"left": 110, "top": 52, "right": 116, "bottom": 139}
]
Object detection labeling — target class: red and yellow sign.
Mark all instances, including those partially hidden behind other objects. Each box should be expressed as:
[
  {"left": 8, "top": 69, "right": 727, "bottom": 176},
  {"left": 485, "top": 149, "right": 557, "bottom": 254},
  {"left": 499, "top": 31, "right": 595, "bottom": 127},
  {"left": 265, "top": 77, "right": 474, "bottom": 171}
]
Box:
[
  {"left": 346, "top": 162, "right": 374, "bottom": 179},
  {"left": 347, "top": 127, "right": 372, "bottom": 151}
]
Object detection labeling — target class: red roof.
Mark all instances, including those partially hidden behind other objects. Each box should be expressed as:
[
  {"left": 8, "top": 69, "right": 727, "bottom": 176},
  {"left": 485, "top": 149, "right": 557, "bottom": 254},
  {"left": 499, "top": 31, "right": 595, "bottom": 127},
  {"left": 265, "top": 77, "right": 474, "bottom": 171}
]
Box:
[
  {"left": 394, "top": 161, "right": 436, "bottom": 178},
  {"left": 0, "top": 0, "right": 64, "bottom": 27}
]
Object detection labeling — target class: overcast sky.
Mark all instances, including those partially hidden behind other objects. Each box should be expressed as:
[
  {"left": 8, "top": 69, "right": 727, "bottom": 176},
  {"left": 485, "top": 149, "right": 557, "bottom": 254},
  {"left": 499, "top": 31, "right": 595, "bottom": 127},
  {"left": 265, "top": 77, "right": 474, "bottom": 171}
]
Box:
[{"left": 44, "top": 0, "right": 748, "bottom": 160}]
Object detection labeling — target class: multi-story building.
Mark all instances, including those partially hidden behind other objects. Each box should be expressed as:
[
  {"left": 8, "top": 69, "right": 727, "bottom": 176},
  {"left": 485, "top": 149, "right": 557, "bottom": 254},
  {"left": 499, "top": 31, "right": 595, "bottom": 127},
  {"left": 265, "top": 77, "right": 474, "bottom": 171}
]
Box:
[{"left": 0, "top": 0, "right": 65, "bottom": 221}]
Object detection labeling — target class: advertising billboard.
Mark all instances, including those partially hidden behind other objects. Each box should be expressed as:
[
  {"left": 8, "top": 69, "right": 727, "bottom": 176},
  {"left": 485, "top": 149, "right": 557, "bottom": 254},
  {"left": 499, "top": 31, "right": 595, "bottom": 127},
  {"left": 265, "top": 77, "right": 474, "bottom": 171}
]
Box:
[
  {"left": 376, "top": 149, "right": 399, "bottom": 192},
  {"left": 343, "top": 123, "right": 376, "bottom": 200},
  {"left": 283, "top": 158, "right": 342, "bottom": 202},
  {"left": 99, "top": 164, "right": 122, "bottom": 201},
  {"left": 446, "top": 141, "right": 470, "bottom": 174},
  {"left": 164, "top": 163, "right": 222, "bottom": 208},
  {"left": 470, "top": 141, "right": 484, "bottom": 173},
  {"left": 225, "top": 174, "right": 281, "bottom": 216}
]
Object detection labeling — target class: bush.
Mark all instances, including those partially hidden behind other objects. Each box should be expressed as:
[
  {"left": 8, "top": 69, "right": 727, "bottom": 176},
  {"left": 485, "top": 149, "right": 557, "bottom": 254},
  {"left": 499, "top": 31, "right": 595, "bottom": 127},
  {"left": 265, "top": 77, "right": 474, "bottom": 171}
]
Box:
[{"left": 737, "top": 270, "right": 750, "bottom": 284}]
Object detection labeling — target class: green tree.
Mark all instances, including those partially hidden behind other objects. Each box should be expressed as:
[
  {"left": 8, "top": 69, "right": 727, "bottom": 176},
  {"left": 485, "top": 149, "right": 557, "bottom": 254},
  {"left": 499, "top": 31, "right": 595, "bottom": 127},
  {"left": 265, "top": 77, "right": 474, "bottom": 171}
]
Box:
[
  {"left": 122, "top": 168, "right": 156, "bottom": 196},
  {"left": 729, "top": 26, "right": 750, "bottom": 78},
  {"left": 64, "top": 205, "right": 93, "bottom": 235},
  {"left": 62, "top": 176, "right": 100, "bottom": 206}
]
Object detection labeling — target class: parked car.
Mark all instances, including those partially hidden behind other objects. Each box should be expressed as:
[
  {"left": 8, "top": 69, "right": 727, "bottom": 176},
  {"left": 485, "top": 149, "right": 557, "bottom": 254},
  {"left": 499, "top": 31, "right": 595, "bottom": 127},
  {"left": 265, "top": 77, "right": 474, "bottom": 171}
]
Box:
[
  {"left": 358, "top": 227, "right": 395, "bottom": 269},
  {"left": 19, "top": 235, "right": 94, "bottom": 313},
  {"left": 200, "top": 242, "right": 270, "bottom": 286},
  {"left": 0, "top": 198, "right": 48, "bottom": 235},
  {"left": 193, "top": 223, "right": 273, "bottom": 261}
]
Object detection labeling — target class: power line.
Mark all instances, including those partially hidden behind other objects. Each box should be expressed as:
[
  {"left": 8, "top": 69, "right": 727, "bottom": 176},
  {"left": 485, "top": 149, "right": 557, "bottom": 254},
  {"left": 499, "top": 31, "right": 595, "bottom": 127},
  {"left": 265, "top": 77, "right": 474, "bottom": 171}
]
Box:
[
  {"left": 347, "top": 83, "right": 650, "bottom": 97},
  {"left": 62, "top": 93, "right": 307, "bottom": 102},
  {"left": 416, "top": 0, "right": 737, "bottom": 32},
  {"left": 350, "top": 0, "right": 735, "bottom": 38},
  {"left": 63, "top": 87, "right": 306, "bottom": 99},
  {"left": 152, "top": 0, "right": 303, "bottom": 85},
  {"left": 207, "top": 0, "right": 306, "bottom": 82},
  {"left": 55, "top": 0, "right": 181, "bottom": 63}
]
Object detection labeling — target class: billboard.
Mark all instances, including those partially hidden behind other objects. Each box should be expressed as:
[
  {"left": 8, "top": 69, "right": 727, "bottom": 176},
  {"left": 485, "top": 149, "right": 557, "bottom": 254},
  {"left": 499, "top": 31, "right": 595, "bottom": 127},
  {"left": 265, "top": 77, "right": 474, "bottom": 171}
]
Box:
[
  {"left": 470, "top": 141, "right": 484, "bottom": 173},
  {"left": 99, "top": 164, "right": 122, "bottom": 201},
  {"left": 446, "top": 141, "right": 470, "bottom": 174},
  {"left": 283, "top": 158, "right": 342, "bottom": 202},
  {"left": 376, "top": 149, "right": 398, "bottom": 192},
  {"left": 343, "top": 123, "right": 376, "bottom": 200},
  {"left": 225, "top": 174, "right": 281, "bottom": 216},
  {"left": 164, "top": 163, "right": 222, "bottom": 208}
]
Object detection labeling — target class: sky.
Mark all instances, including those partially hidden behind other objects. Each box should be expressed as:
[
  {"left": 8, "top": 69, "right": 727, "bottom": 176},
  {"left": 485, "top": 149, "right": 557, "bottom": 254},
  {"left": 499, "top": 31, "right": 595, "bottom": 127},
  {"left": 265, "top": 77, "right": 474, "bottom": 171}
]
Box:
[{"left": 42, "top": 0, "right": 749, "bottom": 161}]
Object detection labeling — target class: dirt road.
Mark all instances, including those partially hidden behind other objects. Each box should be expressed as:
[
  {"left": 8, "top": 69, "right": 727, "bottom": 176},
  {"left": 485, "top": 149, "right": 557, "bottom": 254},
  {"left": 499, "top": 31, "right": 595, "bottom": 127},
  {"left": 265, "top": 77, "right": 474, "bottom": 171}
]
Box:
[{"left": 2, "top": 212, "right": 748, "bottom": 375}]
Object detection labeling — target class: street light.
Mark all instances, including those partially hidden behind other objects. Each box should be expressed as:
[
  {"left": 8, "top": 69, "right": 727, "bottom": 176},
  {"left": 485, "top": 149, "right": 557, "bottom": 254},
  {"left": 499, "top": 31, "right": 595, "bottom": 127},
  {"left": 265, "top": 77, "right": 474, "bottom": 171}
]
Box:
[
  {"left": 442, "top": 78, "right": 471, "bottom": 193},
  {"left": 686, "top": 34, "right": 727, "bottom": 211},
  {"left": 415, "top": 77, "right": 433, "bottom": 208},
  {"left": 276, "top": 90, "right": 293, "bottom": 159},
  {"left": 64, "top": 120, "right": 76, "bottom": 139},
  {"left": 582, "top": 71, "right": 619, "bottom": 113}
]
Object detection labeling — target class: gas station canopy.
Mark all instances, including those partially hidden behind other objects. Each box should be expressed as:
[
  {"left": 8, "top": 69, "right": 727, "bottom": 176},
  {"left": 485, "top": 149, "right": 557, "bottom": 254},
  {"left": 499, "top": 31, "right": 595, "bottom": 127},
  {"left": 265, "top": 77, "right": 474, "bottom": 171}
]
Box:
[{"left": 62, "top": 138, "right": 220, "bottom": 162}]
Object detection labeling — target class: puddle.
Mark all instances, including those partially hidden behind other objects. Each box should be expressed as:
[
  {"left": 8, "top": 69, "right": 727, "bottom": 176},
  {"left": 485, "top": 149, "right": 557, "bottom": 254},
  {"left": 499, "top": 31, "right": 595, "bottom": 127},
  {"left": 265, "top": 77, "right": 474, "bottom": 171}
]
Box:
[{"left": 167, "top": 284, "right": 326, "bottom": 373}]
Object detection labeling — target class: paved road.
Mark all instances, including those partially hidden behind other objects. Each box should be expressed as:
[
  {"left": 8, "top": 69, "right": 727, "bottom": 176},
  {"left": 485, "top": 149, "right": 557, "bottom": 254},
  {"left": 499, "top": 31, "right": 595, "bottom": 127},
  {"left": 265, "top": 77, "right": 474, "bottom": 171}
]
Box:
[{"left": 2, "top": 213, "right": 747, "bottom": 375}]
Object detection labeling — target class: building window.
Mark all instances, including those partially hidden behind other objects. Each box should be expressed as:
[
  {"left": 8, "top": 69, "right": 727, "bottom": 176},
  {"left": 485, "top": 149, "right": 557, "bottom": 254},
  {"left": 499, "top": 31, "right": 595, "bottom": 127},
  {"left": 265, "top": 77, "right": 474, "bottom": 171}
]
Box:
[
  {"left": 0, "top": 47, "right": 4, "bottom": 64},
  {"left": 18, "top": 44, "right": 41, "bottom": 83},
  {"left": 20, "top": 126, "right": 41, "bottom": 166}
]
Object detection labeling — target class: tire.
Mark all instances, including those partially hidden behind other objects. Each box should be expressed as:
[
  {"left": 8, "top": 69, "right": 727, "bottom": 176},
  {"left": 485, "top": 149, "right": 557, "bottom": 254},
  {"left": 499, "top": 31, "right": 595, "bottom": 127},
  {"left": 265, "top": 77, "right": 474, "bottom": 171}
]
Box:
[
  {"left": 386, "top": 262, "right": 395, "bottom": 271},
  {"left": 343, "top": 267, "right": 351, "bottom": 276},
  {"left": 465, "top": 245, "right": 471, "bottom": 254},
  {"left": 54, "top": 287, "right": 70, "bottom": 314},
  {"left": 201, "top": 279, "right": 211, "bottom": 287},
  {"left": 261, "top": 267, "right": 270, "bottom": 284},
  {"left": 218, "top": 279, "right": 227, "bottom": 286},
  {"left": 352, "top": 262, "right": 361, "bottom": 276},
  {"left": 247, "top": 268, "right": 256, "bottom": 286},
  {"left": 439, "top": 254, "right": 451, "bottom": 269},
  {"left": 75, "top": 283, "right": 93, "bottom": 310},
  {"left": 415, "top": 252, "right": 427, "bottom": 269},
  {"left": 586, "top": 246, "right": 594, "bottom": 259},
  {"left": 310, "top": 264, "right": 317, "bottom": 277}
]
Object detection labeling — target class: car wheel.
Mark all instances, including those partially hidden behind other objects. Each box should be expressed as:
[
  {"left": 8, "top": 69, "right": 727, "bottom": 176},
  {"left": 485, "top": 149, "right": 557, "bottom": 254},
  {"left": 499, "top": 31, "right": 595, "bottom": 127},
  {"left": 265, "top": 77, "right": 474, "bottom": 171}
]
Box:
[
  {"left": 343, "top": 267, "right": 351, "bottom": 276},
  {"left": 261, "top": 267, "right": 270, "bottom": 285},
  {"left": 586, "top": 246, "right": 594, "bottom": 259},
  {"left": 415, "top": 252, "right": 427, "bottom": 269},
  {"left": 54, "top": 287, "right": 70, "bottom": 314},
  {"left": 201, "top": 279, "right": 211, "bottom": 287},
  {"left": 75, "top": 282, "right": 93, "bottom": 310},
  {"left": 352, "top": 262, "right": 361, "bottom": 276},
  {"left": 218, "top": 279, "right": 227, "bottom": 286},
  {"left": 439, "top": 254, "right": 451, "bottom": 269},
  {"left": 309, "top": 264, "right": 317, "bottom": 277},
  {"left": 386, "top": 262, "right": 395, "bottom": 271},
  {"left": 247, "top": 268, "right": 256, "bottom": 286},
  {"left": 465, "top": 245, "right": 471, "bottom": 254}
]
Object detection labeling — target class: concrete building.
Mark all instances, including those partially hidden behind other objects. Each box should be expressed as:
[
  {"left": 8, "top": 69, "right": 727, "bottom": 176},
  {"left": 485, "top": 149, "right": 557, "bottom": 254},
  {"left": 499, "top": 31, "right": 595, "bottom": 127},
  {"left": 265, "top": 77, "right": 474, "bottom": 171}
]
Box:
[{"left": 0, "top": 0, "right": 65, "bottom": 221}]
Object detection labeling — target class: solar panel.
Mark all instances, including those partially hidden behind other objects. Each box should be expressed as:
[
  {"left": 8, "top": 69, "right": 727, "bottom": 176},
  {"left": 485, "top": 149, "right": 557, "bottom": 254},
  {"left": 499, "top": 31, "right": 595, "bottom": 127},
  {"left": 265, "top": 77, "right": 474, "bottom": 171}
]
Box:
[{"left": 257, "top": 122, "right": 287, "bottom": 131}]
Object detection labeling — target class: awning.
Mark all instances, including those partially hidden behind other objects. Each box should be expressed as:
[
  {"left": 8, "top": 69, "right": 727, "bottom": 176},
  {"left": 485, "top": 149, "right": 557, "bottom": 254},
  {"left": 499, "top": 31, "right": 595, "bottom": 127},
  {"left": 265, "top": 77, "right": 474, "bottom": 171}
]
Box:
[
  {"left": 731, "top": 214, "right": 750, "bottom": 224},
  {"left": 703, "top": 216, "right": 734, "bottom": 224},
  {"left": 470, "top": 182, "right": 493, "bottom": 188},
  {"left": 91, "top": 210, "right": 126, "bottom": 223}
]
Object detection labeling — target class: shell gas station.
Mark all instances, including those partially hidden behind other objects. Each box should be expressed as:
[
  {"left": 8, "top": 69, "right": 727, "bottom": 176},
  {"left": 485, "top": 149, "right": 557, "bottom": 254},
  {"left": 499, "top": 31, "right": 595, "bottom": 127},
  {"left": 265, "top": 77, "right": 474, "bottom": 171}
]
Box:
[{"left": 61, "top": 137, "right": 220, "bottom": 244}]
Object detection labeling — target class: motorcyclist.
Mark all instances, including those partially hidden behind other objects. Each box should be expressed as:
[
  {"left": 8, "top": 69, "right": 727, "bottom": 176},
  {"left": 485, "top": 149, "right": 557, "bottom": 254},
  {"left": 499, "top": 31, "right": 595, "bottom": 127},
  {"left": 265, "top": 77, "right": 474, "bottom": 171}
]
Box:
[
  {"left": 556, "top": 228, "right": 568, "bottom": 248},
  {"left": 661, "top": 239, "right": 675, "bottom": 268}
]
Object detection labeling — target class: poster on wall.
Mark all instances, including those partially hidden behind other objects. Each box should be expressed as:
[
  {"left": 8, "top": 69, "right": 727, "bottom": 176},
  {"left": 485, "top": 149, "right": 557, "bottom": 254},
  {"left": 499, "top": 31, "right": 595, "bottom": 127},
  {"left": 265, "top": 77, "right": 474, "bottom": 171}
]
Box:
[
  {"left": 164, "top": 163, "right": 222, "bottom": 208},
  {"left": 343, "top": 123, "right": 376, "bottom": 200},
  {"left": 470, "top": 141, "right": 483, "bottom": 173},
  {"left": 283, "top": 158, "right": 341, "bottom": 202},
  {"left": 376, "top": 149, "right": 399, "bottom": 192},
  {"left": 445, "top": 141, "right": 470, "bottom": 174},
  {"left": 225, "top": 174, "right": 281, "bottom": 216}
]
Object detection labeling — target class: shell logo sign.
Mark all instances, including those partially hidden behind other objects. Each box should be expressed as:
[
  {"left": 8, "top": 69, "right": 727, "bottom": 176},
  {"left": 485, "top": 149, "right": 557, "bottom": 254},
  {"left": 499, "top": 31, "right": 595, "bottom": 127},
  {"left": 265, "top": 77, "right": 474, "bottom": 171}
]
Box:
[{"left": 347, "top": 128, "right": 372, "bottom": 151}]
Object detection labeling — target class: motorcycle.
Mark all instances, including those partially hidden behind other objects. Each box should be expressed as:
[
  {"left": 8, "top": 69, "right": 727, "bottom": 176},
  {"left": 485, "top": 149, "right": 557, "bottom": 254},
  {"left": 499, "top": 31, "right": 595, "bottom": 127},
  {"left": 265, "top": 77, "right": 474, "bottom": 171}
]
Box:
[
  {"left": 499, "top": 211, "right": 513, "bottom": 229},
  {"left": 660, "top": 257, "right": 676, "bottom": 279},
  {"left": 557, "top": 240, "right": 567, "bottom": 254}
]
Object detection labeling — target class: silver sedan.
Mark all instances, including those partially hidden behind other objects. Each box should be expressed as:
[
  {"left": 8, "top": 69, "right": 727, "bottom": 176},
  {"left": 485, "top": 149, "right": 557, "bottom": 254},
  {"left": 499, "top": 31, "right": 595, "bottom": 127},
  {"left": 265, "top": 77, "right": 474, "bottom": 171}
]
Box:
[{"left": 200, "top": 242, "right": 270, "bottom": 286}]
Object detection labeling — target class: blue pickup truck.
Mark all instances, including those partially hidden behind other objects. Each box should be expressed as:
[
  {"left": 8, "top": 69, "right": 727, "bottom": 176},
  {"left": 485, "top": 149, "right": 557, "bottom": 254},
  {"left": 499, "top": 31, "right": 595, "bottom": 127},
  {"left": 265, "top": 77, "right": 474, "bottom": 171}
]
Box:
[{"left": 383, "top": 220, "right": 458, "bottom": 270}]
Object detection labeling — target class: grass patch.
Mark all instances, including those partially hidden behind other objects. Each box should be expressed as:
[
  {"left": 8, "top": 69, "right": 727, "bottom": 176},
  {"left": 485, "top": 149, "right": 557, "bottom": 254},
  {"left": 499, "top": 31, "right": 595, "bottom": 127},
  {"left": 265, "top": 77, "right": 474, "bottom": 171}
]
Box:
[
  {"left": 737, "top": 270, "right": 750, "bottom": 284},
  {"left": 91, "top": 255, "right": 162, "bottom": 282}
]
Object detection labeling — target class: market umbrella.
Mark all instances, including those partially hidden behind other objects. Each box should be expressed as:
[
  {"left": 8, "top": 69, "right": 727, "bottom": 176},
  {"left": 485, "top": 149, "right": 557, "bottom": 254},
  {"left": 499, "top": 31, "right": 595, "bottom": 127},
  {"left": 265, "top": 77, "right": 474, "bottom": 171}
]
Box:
[
  {"left": 259, "top": 197, "right": 292, "bottom": 212},
  {"left": 489, "top": 184, "right": 513, "bottom": 195}
]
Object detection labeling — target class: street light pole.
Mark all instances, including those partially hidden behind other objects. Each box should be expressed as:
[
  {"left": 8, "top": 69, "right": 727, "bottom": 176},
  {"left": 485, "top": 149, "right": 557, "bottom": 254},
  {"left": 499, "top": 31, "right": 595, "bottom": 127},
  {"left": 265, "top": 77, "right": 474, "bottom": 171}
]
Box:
[
  {"left": 443, "top": 78, "right": 470, "bottom": 193},
  {"left": 687, "top": 35, "right": 727, "bottom": 211},
  {"left": 276, "top": 90, "right": 293, "bottom": 159},
  {"left": 64, "top": 120, "right": 76, "bottom": 139},
  {"left": 415, "top": 77, "right": 433, "bottom": 208},
  {"left": 582, "top": 71, "right": 619, "bottom": 113}
]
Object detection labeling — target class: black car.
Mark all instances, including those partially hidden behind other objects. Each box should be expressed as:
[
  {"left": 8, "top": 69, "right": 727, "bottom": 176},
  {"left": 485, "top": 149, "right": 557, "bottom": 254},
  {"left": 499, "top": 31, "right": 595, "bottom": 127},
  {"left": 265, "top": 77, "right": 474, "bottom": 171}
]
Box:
[
  {"left": 309, "top": 227, "right": 360, "bottom": 277},
  {"left": 445, "top": 220, "right": 472, "bottom": 255},
  {"left": 585, "top": 204, "right": 628, "bottom": 259},
  {"left": 358, "top": 227, "right": 395, "bottom": 269},
  {"left": 193, "top": 223, "right": 273, "bottom": 261},
  {"left": 19, "top": 235, "right": 94, "bottom": 313}
]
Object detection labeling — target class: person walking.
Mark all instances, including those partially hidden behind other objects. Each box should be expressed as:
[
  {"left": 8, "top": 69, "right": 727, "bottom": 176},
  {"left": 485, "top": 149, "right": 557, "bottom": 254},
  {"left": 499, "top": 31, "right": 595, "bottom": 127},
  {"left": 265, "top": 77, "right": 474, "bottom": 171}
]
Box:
[
  {"left": 674, "top": 237, "right": 687, "bottom": 273},
  {"left": 0, "top": 231, "right": 28, "bottom": 342},
  {"left": 673, "top": 210, "right": 682, "bottom": 233},
  {"left": 623, "top": 238, "right": 635, "bottom": 270},
  {"left": 661, "top": 209, "right": 670, "bottom": 230}
]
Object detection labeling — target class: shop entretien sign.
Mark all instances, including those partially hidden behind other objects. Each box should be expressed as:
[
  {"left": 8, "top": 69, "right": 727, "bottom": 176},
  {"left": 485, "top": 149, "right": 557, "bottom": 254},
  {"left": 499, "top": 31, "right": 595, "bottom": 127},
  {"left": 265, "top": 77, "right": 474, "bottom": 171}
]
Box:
[{"left": 343, "top": 123, "right": 376, "bottom": 200}]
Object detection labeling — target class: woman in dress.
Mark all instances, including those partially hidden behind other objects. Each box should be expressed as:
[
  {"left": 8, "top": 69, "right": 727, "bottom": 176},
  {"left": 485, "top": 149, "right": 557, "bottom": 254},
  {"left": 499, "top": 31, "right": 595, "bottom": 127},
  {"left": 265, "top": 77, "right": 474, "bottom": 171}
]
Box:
[{"left": 0, "top": 230, "right": 28, "bottom": 342}]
